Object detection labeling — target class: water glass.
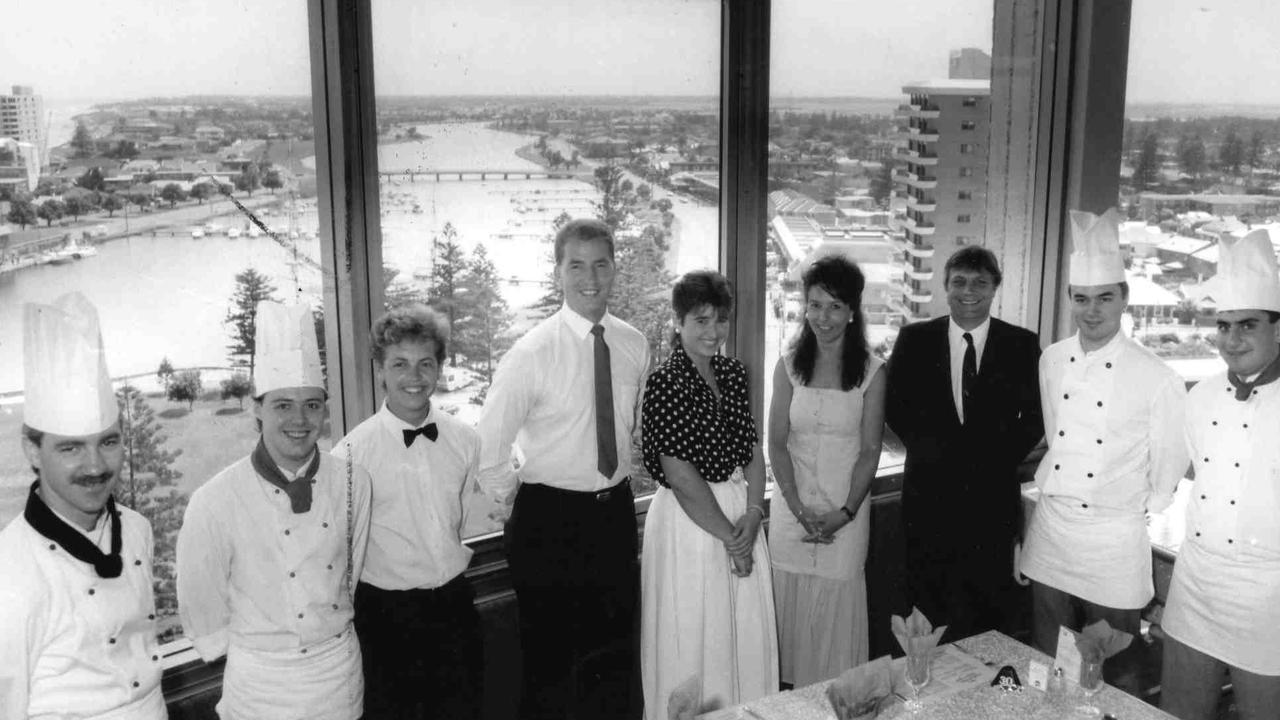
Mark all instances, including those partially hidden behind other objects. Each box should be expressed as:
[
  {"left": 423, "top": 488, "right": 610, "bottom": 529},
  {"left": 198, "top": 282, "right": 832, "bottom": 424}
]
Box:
[
  {"left": 904, "top": 650, "right": 931, "bottom": 712},
  {"left": 1078, "top": 658, "right": 1104, "bottom": 716}
]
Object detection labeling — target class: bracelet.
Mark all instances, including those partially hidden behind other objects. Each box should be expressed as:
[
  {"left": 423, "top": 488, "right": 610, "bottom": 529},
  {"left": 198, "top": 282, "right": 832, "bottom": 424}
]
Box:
[
  {"left": 840, "top": 505, "right": 854, "bottom": 521},
  {"left": 745, "top": 504, "right": 765, "bottom": 518}
]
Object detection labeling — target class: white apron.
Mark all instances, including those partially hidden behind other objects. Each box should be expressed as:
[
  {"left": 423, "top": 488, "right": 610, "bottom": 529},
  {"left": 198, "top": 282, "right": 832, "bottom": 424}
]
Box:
[
  {"left": 218, "top": 627, "right": 363, "bottom": 720},
  {"left": 1021, "top": 495, "right": 1152, "bottom": 608},
  {"left": 85, "top": 685, "right": 166, "bottom": 720}
]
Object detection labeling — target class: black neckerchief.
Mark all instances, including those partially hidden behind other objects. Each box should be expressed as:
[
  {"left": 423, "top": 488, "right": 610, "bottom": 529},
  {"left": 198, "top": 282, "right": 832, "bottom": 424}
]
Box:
[
  {"left": 24, "top": 480, "right": 123, "bottom": 578},
  {"left": 1228, "top": 346, "right": 1280, "bottom": 402},
  {"left": 250, "top": 437, "right": 321, "bottom": 513}
]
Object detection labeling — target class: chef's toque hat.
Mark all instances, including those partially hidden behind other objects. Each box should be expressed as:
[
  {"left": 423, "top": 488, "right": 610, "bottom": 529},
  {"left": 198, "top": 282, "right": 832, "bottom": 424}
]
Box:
[
  {"left": 1068, "top": 208, "right": 1126, "bottom": 287},
  {"left": 24, "top": 292, "right": 118, "bottom": 436},
  {"left": 253, "top": 301, "right": 325, "bottom": 396},
  {"left": 1206, "top": 228, "right": 1280, "bottom": 314}
]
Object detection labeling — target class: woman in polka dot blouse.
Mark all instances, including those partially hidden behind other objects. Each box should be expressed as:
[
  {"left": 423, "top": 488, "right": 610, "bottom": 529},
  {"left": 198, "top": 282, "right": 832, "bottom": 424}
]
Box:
[{"left": 639, "top": 269, "right": 778, "bottom": 720}]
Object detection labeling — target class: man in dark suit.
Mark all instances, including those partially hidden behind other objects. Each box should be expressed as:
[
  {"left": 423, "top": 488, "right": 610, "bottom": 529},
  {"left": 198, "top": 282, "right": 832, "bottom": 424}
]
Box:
[{"left": 886, "top": 246, "right": 1043, "bottom": 642}]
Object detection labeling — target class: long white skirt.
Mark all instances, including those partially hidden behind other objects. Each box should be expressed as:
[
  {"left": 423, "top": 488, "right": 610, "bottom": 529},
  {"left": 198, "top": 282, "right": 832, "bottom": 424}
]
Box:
[
  {"left": 773, "top": 569, "right": 868, "bottom": 687},
  {"left": 641, "top": 472, "right": 779, "bottom": 720}
]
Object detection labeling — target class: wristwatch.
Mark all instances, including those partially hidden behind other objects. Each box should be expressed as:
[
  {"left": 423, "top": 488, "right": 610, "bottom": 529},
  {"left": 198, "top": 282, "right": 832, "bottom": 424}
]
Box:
[{"left": 840, "top": 505, "right": 854, "bottom": 521}]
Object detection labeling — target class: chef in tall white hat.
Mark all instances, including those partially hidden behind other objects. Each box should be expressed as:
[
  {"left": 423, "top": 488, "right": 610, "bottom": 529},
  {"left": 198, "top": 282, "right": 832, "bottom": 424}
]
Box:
[
  {"left": 1019, "top": 208, "right": 1188, "bottom": 693},
  {"left": 1161, "top": 228, "right": 1280, "bottom": 720},
  {"left": 0, "top": 292, "right": 167, "bottom": 719},
  {"left": 177, "top": 300, "right": 372, "bottom": 720}
]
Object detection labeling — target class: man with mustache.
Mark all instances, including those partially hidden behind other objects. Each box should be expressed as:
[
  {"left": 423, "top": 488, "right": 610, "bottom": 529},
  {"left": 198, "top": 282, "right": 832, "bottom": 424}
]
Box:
[
  {"left": 1021, "top": 208, "right": 1188, "bottom": 693},
  {"left": 177, "top": 301, "right": 372, "bottom": 720},
  {"left": 0, "top": 292, "right": 167, "bottom": 719},
  {"left": 1160, "top": 229, "right": 1280, "bottom": 720}
]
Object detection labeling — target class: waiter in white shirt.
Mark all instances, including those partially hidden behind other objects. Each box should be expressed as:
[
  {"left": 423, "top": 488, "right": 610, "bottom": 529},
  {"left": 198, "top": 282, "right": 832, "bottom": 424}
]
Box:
[
  {"left": 1160, "top": 229, "right": 1280, "bottom": 720},
  {"left": 176, "top": 301, "right": 372, "bottom": 720},
  {"left": 333, "top": 305, "right": 483, "bottom": 720},
  {"left": 478, "top": 218, "right": 650, "bottom": 720},
  {"left": 1020, "top": 208, "right": 1188, "bottom": 692},
  {"left": 1, "top": 292, "right": 167, "bottom": 720}
]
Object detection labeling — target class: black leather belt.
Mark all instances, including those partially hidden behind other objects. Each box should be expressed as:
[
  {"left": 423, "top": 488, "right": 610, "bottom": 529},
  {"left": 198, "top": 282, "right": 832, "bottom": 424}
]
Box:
[{"left": 526, "top": 477, "right": 631, "bottom": 503}]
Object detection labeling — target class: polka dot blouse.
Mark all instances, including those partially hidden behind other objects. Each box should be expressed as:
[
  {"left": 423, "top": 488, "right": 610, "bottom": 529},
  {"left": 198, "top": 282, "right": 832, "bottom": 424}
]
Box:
[{"left": 642, "top": 343, "right": 758, "bottom": 488}]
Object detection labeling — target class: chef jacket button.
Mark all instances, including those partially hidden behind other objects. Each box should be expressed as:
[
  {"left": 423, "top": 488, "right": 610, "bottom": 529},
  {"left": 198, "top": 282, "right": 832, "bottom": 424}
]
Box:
[
  {"left": 301, "top": 648, "right": 308, "bottom": 654},
  {"left": 109, "top": 637, "right": 116, "bottom": 644},
  {"left": 1096, "top": 439, "right": 1102, "bottom": 444},
  {"left": 1054, "top": 464, "right": 1060, "bottom": 470},
  {"left": 327, "top": 564, "right": 334, "bottom": 570},
  {"left": 133, "top": 681, "right": 140, "bottom": 688},
  {"left": 1058, "top": 430, "right": 1065, "bottom": 437},
  {"left": 1243, "top": 423, "right": 1249, "bottom": 428},
  {"left": 1105, "top": 362, "right": 1112, "bottom": 369},
  {"left": 284, "top": 529, "right": 291, "bottom": 536},
  {"left": 135, "top": 559, "right": 142, "bottom": 566},
  {"left": 1212, "top": 420, "right": 1218, "bottom": 425},
  {"left": 1081, "top": 503, "right": 1089, "bottom": 508},
  {"left": 48, "top": 544, "right": 56, "bottom": 551},
  {"left": 290, "top": 572, "right": 296, "bottom": 578},
  {"left": 1195, "top": 532, "right": 1201, "bottom": 537},
  {"left": 152, "top": 655, "right": 159, "bottom": 662},
  {"left": 1231, "top": 500, "right": 1236, "bottom": 505},
  {"left": 1201, "top": 494, "right": 1206, "bottom": 499},
  {"left": 322, "top": 522, "right": 329, "bottom": 528},
  {"left": 148, "top": 614, "right": 155, "bottom": 620},
  {"left": 1087, "top": 473, "right": 1094, "bottom": 478},
  {"left": 1097, "top": 401, "right": 1103, "bottom": 407},
  {"left": 1235, "top": 463, "right": 1240, "bottom": 468},
  {"left": 88, "top": 588, "right": 96, "bottom": 596},
  {"left": 1070, "top": 357, "right": 1076, "bottom": 362},
  {"left": 1252, "top": 390, "right": 1258, "bottom": 396},
  {"left": 275, "top": 489, "right": 281, "bottom": 494},
  {"left": 332, "top": 603, "right": 339, "bottom": 610},
  {"left": 1204, "top": 457, "right": 1209, "bottom": 463},
  {"left": 298, "top": 612, "right": 304, "bottom": 619},
  {"left": 1228, "top": 538, "right": 1234, "bottom": 544},
  {"left": 1064, "top": 393, "right": 1069, "bottom": 399}
]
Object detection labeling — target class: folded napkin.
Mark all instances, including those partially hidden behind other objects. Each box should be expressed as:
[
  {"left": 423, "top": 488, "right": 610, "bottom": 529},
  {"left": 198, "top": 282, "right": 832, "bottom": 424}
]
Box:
[
  {"left": 667, "top": 674, "right": 701, "bottom": 720},
  {"left": 1074, "top": 619, "right": 1133, "bottom": 664},
  {"left": 825, "top": 655, "right": 895, "bottom": 720},
  {"left": 891, "top": 607, "right": 948, "bottom": 656}
]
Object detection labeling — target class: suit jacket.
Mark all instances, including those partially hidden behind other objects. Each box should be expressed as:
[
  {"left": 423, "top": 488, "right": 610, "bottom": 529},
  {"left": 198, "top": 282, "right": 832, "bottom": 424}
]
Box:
[{"left": 886, "top": 315, "right": 1044, "bottom": 558}]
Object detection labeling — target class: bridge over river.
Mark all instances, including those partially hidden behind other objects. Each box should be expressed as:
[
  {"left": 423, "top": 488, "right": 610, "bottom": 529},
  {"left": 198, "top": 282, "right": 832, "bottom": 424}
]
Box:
[{"left": 379, "top": 167, "right": 586, "bottom": 182}]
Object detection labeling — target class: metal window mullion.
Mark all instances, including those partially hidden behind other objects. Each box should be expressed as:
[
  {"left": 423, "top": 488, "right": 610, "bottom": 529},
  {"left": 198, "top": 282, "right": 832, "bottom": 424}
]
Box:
[{"left": 308, "top": 0, "right": 385, "bottom": 436}]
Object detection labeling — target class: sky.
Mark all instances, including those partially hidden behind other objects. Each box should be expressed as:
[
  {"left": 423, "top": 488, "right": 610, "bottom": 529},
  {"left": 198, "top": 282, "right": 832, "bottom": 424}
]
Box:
[{"left": 1, "top": 0, "right": 1278, "bottom": 105}]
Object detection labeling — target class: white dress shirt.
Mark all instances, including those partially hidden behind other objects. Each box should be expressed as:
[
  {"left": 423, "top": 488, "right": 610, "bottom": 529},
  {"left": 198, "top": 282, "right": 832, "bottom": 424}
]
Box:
[
  {"left": 176, "top": 452, "right": 372, "bottom": 660},
  {"left": 948, "top": 316, "right": 990, "bottom": 422},
  {"left": 1163, "top": 373, "right": 1280, "bottom": 674},
  {"left": 477, "top": 305, "right": 649, "bottom": 504},
  {"left": 333, "top": 402, "right": 478, "bottom": 590},
  {"left": 0, "top": 504, "right": 166, "bottom": 720},
  {"left": 1022, "top": 331, "right": 1188, "bottom": 607}
]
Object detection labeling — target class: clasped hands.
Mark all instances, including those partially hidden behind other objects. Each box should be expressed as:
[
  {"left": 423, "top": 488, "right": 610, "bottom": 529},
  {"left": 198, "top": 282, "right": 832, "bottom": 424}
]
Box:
[
  {"left": 723, "top": 509, "right": 762, "bottom": 577},
  {"left": 790, "top": 501, "right": 850, "bottom": 545}
]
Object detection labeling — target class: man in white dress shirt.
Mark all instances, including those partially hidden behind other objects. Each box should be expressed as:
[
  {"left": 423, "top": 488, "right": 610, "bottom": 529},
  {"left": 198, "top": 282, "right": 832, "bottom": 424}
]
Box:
[
  {"left": 1160, "top": 228, "right": 1280, "bottom": 720},
  {"left": 1020, "top": 208, "right": 1188, "bottom": 692},
  {"left": 177, "top": 301, "right": 372, "bottom": 720},
  {"left": 1, "top": 292, "right": 167, "bottom": 720},
  {"left": 478, "top": 218, "right": 650, "bottom": 719},
  {"left": 333, "top": 305, "right": 483, "bottom": 720}
]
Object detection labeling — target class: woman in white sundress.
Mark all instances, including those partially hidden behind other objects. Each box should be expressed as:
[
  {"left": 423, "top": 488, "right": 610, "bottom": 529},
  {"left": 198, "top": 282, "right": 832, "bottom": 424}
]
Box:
[{"left": 767, "top": 255, "right": 886, "bottom": 687}]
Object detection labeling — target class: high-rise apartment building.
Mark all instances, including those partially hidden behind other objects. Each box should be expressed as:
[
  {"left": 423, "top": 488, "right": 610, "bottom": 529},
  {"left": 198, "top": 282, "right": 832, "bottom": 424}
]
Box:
[
  {"left": 0, "top": 85, "right": 47, "bottom": 171},
  {"left": 892, "top": 78, "right": 990, "bottom": 321},
  {"left": 948, "top": 48, "right": 991, "bottom": 81}
]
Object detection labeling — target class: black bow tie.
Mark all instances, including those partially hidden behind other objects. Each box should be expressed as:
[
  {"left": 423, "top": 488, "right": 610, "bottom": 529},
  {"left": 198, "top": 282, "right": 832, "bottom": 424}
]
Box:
[{"left": 403, "top": 423, "right": 438, "bottom": 447}]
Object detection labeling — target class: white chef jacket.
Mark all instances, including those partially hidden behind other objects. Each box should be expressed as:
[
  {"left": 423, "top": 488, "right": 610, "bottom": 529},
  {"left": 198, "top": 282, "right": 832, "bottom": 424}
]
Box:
[
  {"left": 1022, "top": 331, "right": 1188, "bottom": 608},
  {"left": 0, "top": 503, "right": 166, "bottom": 720},
  {"left": 1163, "top": 373, "right": 1280, "bottom": 675},
  {"left": 176, "top": 452, "right": 372, "bottom": 719},
  {"left": 477, "top": 306, "right": 649, "bottom": 504},
  {"left": 333, "top": 402, "right": 478, "bottom": 590}
]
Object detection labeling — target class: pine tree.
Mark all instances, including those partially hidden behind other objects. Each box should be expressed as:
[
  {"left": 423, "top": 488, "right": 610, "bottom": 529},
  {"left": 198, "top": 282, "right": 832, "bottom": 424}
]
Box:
[
  {"left": 225, "top": 268, "right": 279, "bottom": 382},
  {"left": 609, "top": 228, "right": 675, "bottom": 365},
  {"left": 427, "top": 222, "right": 467, "bottom": 364},
  {"left": 115, "top": 386, "right": 187, "bottom": 630},
  {"left": 533, "top": 211, "right": 574, "bottom": 314},
  {"left": 454, "top": 244, "right": 513, "bottom": 384}
]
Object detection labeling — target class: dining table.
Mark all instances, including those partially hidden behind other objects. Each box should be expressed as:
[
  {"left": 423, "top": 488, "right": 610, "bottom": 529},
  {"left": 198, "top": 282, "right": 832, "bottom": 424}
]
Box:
[{"left": 698, "top": 630, "right": 1179, "bottom": 720}]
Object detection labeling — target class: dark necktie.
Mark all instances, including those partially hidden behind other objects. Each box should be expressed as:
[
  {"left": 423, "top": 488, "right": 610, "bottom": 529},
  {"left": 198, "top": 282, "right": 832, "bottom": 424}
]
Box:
[
  {"left": 962, "top": 332, "right": 977, "bottom": 424},
  {"left": 250, "top": 437, "right": 321, "bottom": 513},
  {"left": 1227, "top": 346, "right": 1280, "bottom": 401},
  {"left": 24, "top": 481, "right": 124, "bottom": 578},
  {"left": 592, "top": 324, "right": 618, "bottom": 479},
  {"left": 402, "top": 423, "right": 439, "bottom": 447}
]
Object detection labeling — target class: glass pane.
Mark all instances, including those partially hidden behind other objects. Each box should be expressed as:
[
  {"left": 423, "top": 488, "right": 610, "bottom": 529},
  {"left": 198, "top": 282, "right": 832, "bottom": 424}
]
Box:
[
  {"left": 1, "top": 0, "right": 324, "bottom": 644},
  {"left": 370, "top": 0, "right": 722, "bottom": 536},
  {"left": 767, "top": 0, "right": 996, "bottom": 474},
  {"left": 1122, "top": 0, "right": 1279, "bottom": 382}
]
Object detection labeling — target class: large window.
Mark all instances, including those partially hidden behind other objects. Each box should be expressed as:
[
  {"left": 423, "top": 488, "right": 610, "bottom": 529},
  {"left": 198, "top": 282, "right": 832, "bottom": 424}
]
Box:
[
  {"left": 765, "top": 0, "right": 1000, "bottom": 472},
  {"left": 368, "top": 0, "right": 723, "bottom": 536},
  {"left": 1, "top": 0, "right": 325, "bottom": 644},
  {"left": 1116, "top": 0, "right": 1280, "bottom": 382}
]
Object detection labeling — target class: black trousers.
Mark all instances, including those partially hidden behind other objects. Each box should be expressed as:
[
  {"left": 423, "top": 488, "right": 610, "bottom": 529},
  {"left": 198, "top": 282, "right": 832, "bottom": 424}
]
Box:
[
  {"left": 906, "top": 532, "right": 1019, "bottom": 644},
  {"left": 353, "top": 575, "right": 483, "bottom": 720},
  {"left": 505, "top": 480, "right": 639, "bottom": 720},
  {"left": 1030, "top": 580, "right": 1143, "bottom": 696}
]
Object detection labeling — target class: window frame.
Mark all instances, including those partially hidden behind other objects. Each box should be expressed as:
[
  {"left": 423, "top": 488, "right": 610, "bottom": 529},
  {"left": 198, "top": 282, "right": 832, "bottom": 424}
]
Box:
[{"left": 157, "top": 0, "right": 1134, "bottom": 699}]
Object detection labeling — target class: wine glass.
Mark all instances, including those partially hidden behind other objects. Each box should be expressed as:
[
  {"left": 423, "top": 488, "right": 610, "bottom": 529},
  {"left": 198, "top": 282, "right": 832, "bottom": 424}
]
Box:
[
  {"left": 1077, "top": 658, "right": 1104, "bottom": 716},
  {"left": 904, "top": 649, "right": 931, "bottom": 713}
]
